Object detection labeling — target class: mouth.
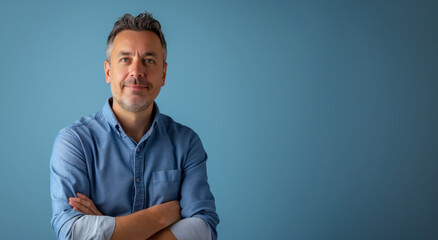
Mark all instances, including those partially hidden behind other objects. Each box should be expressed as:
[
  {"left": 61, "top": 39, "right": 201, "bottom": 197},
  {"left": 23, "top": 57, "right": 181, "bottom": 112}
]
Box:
[{"left": 124, "top": 85, "right": 148, "bottom": 91}]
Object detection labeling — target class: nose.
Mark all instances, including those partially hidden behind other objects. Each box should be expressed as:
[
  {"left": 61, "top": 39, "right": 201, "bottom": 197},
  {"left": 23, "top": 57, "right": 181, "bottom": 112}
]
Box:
[{"left": 130, "top": 58, "right": 145, "bottom": 78}]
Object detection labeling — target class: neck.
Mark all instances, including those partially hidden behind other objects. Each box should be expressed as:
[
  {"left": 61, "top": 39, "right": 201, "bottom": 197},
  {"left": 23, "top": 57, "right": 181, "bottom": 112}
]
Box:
[{"left": 112, "top": 100, "right": 154, "bottom": 143}]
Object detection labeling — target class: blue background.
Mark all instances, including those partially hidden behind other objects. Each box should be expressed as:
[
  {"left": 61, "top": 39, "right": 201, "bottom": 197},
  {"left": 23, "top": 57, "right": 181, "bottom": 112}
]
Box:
[{"left": 1, "top": 0, "right": 437, "bottom": 239}]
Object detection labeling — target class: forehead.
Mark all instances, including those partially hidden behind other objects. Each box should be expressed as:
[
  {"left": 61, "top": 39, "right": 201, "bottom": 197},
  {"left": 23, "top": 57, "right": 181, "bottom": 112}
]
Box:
[{"left": 112, "top": 30, "right": 162, "bottom": 55}]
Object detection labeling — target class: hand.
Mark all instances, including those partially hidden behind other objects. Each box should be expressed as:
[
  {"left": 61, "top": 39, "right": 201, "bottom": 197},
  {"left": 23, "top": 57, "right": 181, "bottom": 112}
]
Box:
[{"left": 69, "top": 192, "right": 102, "bottom": 216}]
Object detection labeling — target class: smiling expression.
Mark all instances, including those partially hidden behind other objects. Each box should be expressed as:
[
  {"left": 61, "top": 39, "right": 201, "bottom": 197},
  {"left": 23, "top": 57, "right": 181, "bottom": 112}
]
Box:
[{"left": 105, "top": 30, "right": 167, "bottom": 113}]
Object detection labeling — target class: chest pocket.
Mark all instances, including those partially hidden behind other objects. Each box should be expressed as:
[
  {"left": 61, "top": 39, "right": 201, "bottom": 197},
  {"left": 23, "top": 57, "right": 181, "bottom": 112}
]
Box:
[{"left": 151, "top": 169, "right": 182, "bottom": 204}]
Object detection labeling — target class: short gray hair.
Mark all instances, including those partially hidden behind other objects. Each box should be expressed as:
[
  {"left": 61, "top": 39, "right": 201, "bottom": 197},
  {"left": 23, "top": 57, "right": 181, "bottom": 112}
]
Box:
[{"left": 106, "top": 11, "right": 167, "bottom": 64}]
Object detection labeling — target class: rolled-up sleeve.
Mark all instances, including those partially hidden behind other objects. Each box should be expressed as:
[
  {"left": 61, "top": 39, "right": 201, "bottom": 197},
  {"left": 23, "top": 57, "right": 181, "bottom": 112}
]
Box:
[
  {"left": 169, "top": 217, "right": 211, "bottom": 240},
  {"left": 71, "top": 215, "right": 115, "bottom": 240},
  {"left": 179, "top": 133, "right": 220, "bottom": 240}
]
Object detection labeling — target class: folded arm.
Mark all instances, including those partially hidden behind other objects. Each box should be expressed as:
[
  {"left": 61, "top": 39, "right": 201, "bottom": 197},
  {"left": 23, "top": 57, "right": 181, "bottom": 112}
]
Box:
[
  {"left": 63, "top": 192, "right": 180, "bottom": 240},
  {"left": 50, "top": 127, "right": 219, "bottom": 240},
  {"left": 70, "top": 193, "right": 211, "bottom": 240},
  {"left": 50, "top": 129, "right": 180, "bottom": 240}
]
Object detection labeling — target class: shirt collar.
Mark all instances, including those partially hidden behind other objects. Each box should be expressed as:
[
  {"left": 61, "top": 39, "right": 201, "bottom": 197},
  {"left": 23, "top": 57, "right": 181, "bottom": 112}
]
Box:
[
  {"left": 150, "top": 102, "right": 161, "bottom": 130},
  {"left": 102, "top": 98, "right": 161, "bottom": 138}
]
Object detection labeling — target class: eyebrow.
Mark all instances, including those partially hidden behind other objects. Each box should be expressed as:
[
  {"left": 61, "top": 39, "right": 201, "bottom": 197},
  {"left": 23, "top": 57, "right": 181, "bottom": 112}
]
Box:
[{"left": 117, "top": 51, "right": 158, "bottom": 58}]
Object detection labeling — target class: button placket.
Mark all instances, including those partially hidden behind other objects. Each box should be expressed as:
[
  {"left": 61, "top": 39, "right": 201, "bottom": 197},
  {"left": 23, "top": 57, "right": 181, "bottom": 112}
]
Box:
[{"left": 133, "top": 146, "right": 145, "bottom": 211}]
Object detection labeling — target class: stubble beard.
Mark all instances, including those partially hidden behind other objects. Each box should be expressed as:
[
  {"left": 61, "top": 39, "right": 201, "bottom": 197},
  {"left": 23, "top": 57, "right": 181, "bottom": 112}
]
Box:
[{"left": 114, "top": 94, "right": 151, "bottom": 113}]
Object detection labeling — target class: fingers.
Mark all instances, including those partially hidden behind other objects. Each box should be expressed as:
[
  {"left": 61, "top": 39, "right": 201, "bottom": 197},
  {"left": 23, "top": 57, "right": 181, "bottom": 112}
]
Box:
[
  {"left": 76, "top": 192, "right": 89, "bottom": 200},
  {"left": 69, "top": 193, "right": 102, "bottom": 216},
  {"left": 76, "top": 193, "right": 102, "bottom": 215},
  {"left": 69, "top": 198, "right": 93, "bottom": 215},
  {"left": 69, "top": 198, "right": 97, "bottom": 215}
]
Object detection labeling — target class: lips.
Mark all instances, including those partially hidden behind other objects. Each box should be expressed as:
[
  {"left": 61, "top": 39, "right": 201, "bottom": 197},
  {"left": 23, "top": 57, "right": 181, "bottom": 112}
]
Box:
[{"left": 124, "top": 85, "right": 148, "bottom": 91}]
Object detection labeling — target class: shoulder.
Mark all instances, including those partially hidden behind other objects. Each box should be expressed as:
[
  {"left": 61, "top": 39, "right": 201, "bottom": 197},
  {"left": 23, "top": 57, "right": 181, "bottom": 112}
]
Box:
[
  {"left": 158, "top": 113, "right": 198, "bottom": 138},
  {"left": 57, "top": 111, "right": 108, "bottom": 141},
  {"left": 156, "top": 113, "right": 204, "bottom": 150},
  {"left": 159, "top": 113, "right": 196, "bottom": 135},
  {"left": 156, "top": 114, "right": 207, "bottom": 166}
]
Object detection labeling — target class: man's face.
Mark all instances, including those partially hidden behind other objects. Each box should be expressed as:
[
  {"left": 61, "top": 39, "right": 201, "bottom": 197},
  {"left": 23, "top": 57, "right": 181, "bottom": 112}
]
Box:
[{"left": 105, "top": 30, "right": 167, "bottom": 113}]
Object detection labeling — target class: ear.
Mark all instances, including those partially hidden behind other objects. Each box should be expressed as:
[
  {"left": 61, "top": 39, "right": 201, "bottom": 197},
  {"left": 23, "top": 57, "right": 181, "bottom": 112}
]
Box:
[
  {"left": 161, "top": 62, "right": 167, "bottom": 86},
  {"left": 104, "top": 60, "right": 111, "bottom": 83}
]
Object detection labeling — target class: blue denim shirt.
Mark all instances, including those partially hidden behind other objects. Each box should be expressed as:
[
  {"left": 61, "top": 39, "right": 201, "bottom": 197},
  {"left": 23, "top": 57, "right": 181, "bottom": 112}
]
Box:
[{"left": 50, "top": 99, "right": 219, "bottom": 239}]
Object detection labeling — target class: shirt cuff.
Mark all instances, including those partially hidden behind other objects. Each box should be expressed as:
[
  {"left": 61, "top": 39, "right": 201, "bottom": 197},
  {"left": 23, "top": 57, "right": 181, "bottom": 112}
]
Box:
[
  {"left": 71, "top": 215, "right": 115, "bottom": 240},
  {"left": 169, "top": 217, "right": 212, "bottom": 240}
]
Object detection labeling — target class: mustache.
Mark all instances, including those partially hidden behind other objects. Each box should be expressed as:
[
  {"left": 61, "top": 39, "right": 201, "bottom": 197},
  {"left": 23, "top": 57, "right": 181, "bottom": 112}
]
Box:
[{"left": 122, "top": 77, "right": 151, "bottom": 87}]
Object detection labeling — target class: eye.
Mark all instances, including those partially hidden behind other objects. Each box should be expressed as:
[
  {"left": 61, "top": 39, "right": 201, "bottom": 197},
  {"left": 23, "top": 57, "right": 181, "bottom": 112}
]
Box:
[
  {"left": 121, "top": 58, "right": 130, "bottom": 62},
  {"left": 144, "top": 59, "right": 156, "bottom": 64}
]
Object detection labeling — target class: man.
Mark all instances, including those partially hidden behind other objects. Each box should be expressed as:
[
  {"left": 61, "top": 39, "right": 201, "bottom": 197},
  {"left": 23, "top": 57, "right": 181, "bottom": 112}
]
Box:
[{"left": 50, "top": 11, "right": 219, "bottom": 240}]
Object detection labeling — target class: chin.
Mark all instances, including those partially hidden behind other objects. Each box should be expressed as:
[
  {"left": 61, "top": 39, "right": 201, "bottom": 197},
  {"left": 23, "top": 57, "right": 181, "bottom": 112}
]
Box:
[{"left": 116, "top": 97, "right": 151, "bottom": 112}]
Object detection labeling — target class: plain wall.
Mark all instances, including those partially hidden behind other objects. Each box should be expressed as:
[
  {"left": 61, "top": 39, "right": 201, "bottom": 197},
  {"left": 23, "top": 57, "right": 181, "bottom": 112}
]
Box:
[{"left": 0, "top": 0, "right": 437, "bottom": 239}]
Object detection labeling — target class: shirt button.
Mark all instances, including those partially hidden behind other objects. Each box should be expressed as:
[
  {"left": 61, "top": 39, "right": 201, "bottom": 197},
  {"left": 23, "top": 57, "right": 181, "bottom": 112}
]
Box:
[
  {"left": 136, "top": 177, "right": 141, "bottom": 183},
  {"left": 137, "top": 148, "right": 140, "bottom": 152}
]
